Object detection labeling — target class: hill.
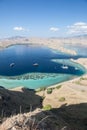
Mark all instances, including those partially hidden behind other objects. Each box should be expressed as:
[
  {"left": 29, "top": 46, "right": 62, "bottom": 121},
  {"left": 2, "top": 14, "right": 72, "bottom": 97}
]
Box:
[
  {"left": 0, "top": 79, "right": 87, "bottom": 130},
  {"left": 0, "top": 86, "right": 42, "bottom": 117}
]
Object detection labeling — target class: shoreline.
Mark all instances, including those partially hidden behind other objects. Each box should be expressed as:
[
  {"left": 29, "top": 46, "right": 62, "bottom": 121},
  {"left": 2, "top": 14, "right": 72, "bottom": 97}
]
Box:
[
  {"left": 0, "top": 38, "right": 87, "bottom": 130},
  {"left": 47, "top": 58, "right": 87, "bottom": 90},
  {"left": 0, "top": 37, "right": 87, "bottom": 90},
  {"left": 0, "top": 37, "right": 77, "bottom": 55},
  {"left": 0, "top": 36, "right": 87, "bottom": 55},
  {"left": 0, "top": 59, "right": 86, "bottom": 90}
]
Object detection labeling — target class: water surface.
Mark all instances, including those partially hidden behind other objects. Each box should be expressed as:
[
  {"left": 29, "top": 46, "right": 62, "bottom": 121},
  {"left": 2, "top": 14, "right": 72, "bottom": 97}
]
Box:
[{"left": 0, "top": 44, "right": 86, "bottom": 89}]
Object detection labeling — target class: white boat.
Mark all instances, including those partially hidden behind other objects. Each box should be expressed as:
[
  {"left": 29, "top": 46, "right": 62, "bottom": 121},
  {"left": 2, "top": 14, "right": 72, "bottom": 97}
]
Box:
[
  {"left": 61, "top": 65, "right": 68, "bottom": 69},
  {"left": 75, "top": 67, "right": 79, "bottom": 70},
  {"left": 61, "top": 60, "right": 68, "bottom": 69},
  {"left": 10, "top": 63, "right": 15, "bottom": 67},
  {"left": 33, "top": 63, "right": 39, "bottom": 66}
]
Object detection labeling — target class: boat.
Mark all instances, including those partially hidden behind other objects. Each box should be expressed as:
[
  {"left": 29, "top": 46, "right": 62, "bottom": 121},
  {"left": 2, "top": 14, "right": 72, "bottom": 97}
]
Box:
[
  {"left": 61, "top": 65, "right": 68, "bottom": 69},
  {"left": 33, "top": 63, "right": 39, "bottom": 66},
  {"left": 61, "top": 60, "right": 68, "bottom": 69},
  {"left": 10, "top": 63, "right": 15, "bottom": 67},
  {"left": 75, "top": 67, "right": 79, "bottom": 70}
]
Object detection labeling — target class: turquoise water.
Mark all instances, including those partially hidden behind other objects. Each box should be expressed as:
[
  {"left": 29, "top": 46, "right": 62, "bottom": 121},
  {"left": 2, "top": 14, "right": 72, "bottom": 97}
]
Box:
[
  {"left": 64, "top": 44, "right": 87, "bottom": 57},
  {"left": 0, "top": 44, "right": 86, "bottom": 89},
  {"left": 0, "top": 73, "right": 75, "bottom": 89}
]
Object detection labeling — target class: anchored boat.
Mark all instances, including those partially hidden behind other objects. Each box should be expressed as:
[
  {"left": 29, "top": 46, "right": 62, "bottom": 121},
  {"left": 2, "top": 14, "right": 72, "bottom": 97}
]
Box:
[
  {"left": 33, "top": 63, "right": 39, "bottom": 66},
  {"left": 10, "top": 63, "right": 15, "bottom": 67}
]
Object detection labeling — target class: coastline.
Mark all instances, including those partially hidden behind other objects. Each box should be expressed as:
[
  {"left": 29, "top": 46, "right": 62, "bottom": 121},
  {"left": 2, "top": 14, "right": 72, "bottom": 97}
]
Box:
[
  {"left": 46, "top": 58, "right": 87, "bottom": 89},
  {"left": 0, "top": 37, "right": 87, "bottom": 90},
  {"left": 0, "top": 37, "right": 87, "bottom": 130},
  {"left": 0, "top": 37, "right": 77, "bottom": 55}
]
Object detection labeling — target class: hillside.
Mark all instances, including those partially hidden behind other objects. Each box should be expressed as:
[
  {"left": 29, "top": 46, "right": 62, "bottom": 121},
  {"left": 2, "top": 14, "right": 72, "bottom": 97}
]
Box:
[
  {"left": 0, "top": 79, "right": 87, "bottom": 130},
  {"left": 0, "top": 86, "right": 42, "bottom": 117}
]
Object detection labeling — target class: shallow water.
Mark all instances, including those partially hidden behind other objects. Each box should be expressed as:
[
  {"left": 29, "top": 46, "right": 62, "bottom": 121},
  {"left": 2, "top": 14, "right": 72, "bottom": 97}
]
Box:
[
  {"left": 0, "top": 44, "right": 86, "bottom": 89},
  {"left": 64, "top": 44, "right": 87, "bottom": 57}
]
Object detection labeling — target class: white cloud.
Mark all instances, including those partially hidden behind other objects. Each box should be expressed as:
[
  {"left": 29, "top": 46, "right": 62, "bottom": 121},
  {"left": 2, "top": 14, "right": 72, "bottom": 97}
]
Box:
[
  {"left": 74, "top": 22, "right": 87, "bottom": 26},
  {"left": 13, "top": 26, "right": 25, "bottom": 31},
  {"left": 50, "top": 27, "right": 59, "bottom": 32},
  {"left": 67, "top": 22, "right": 87, "bottom": 35}
]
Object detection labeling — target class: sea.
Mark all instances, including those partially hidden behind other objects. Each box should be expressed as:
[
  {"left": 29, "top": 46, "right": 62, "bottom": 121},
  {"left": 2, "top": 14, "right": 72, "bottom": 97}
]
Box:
[{"left": 0, "top": 44, "right": 86, "bottom": 89}]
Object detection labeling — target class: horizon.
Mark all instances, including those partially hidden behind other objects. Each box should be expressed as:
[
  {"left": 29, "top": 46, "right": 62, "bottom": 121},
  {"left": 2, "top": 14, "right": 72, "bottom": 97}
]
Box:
[
  {"left": 1, "top": 34, "right": 87, "bottom": 40},
  {"left": 0, "top": 0, "right": 87, "bottom": 38}
]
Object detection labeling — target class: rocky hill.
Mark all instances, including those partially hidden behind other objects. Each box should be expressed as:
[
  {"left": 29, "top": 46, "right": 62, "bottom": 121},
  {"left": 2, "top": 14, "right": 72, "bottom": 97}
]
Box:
[
  {"left": 0, "top": 86, "right": 42, "bottom": 117},
  {"left": 0, "top": 84, "right": 87, "bottom": 130}
]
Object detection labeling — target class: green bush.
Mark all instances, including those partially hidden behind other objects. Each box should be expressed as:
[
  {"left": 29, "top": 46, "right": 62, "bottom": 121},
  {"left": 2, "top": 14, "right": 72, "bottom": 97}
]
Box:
[
  {"left": 43, "top": 104, "right": 52, "bottom": 110},
  {"left": 36, "top": 87, "right": 46, "bottom": 92},
  {"left": 80, "top": 77, "right": 87, "bottom": 80},
  {"left": 47, "top": 88, "right": 53, "bottom": 94},
  {"left": 75, "top": 80, "right": 81, "bottom": 85},
  {"left": 59, "top": 97, "right": 65, "bottom": 102},
  {"left": 41, "top": 96, "right": 45, "bottom": 100},
  {"left": 56, "top": 85, "right": 62, "bottom": 89}
]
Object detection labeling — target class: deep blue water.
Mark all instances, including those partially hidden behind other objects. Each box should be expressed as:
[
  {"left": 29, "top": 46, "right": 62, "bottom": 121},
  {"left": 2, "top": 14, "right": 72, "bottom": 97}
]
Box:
[
  {"left": 0, "top": 44, "right": 86, "bottom": 89},
  {"left": 0, "top": 44, "right": 85, "bottom": 76}
]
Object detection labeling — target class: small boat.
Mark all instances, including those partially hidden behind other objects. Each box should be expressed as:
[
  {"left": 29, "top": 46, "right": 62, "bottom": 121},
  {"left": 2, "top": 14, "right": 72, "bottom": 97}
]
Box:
[
  {"left": 33, "top": 63, "right": 39, "bottom": 66},
  {"left": 61, "top": 60, "right": 68, "bottom": 69},
  {"left": 61, "top": 65, "right": 68, "bottom": 69},
  {"left": 75, "top": 67, "right": 79, "bottom": 70},
  {"left": 10, "top": 63, "right": 15, "bottom": 67}
]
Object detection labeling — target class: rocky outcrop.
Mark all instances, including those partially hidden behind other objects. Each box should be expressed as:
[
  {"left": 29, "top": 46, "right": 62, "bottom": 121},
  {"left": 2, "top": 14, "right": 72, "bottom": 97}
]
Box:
[{"left": 0, "top": 86, "right": 42, "bottom": 117}]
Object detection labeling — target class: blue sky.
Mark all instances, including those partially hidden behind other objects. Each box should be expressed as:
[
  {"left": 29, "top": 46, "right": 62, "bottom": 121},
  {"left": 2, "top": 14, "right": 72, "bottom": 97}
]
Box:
[{"left": 0, "top": 0, "right": 87, "bottom": 38}]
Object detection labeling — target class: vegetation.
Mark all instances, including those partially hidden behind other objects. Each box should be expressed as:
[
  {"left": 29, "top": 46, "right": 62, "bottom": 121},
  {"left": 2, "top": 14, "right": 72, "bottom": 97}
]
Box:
[
  {"left": 75, "top": 80, "right": 81, "bottom": 85},
  {"left": 43, "top": 104, "right": 52, "bottom": 110},
  {"left": 75, "top": 77, "right": 87, "bottom": 86},
  {"left": 80, "top": 77, "right": 87, "bottom": 80},
  {"left": 56, "top": 85, "right": 62, "bottom": 89},
  {"left": 0, "top": 112, "right": 59, "bottom": 130},
  {"left": 35, "top": 87, "right": 46, "bottom": 92},
  {"left": 59, "top": 97, "right": 66, "bottom": 102},
  {"left": 47, "top": 88, "right": 53, "bottom": 94}
]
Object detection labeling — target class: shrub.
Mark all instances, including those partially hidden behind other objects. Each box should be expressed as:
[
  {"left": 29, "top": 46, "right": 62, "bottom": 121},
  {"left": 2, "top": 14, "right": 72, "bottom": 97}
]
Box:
[
  {"left": 75, "top": 80, "right": 81, "bottom": 85},
  {"left": 41, "top": 96, "right": 45, "bottom": 99},
  {"left": 59, "top": 97, "right": 65, "bottom": 102},
  {"left": 43, "top": 104, "right": 52, "bottom": 110},
  {"left": 47, "top": 88, "right": 53, "bottom": 94},
  {"left": 56, "top": 85, "right": 62, "bottom": 89},
  {"left": 80, "top": 77, "right": 87, "bottom": 80},
  {"left": 36, "top": 87, "right": 46, "bottom": 92}
]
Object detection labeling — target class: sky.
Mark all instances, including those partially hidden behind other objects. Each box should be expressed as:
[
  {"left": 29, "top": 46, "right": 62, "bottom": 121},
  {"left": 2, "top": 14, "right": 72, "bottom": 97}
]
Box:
[{"left": 0, "top": 0, "right": 87, "bottom": 38}]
